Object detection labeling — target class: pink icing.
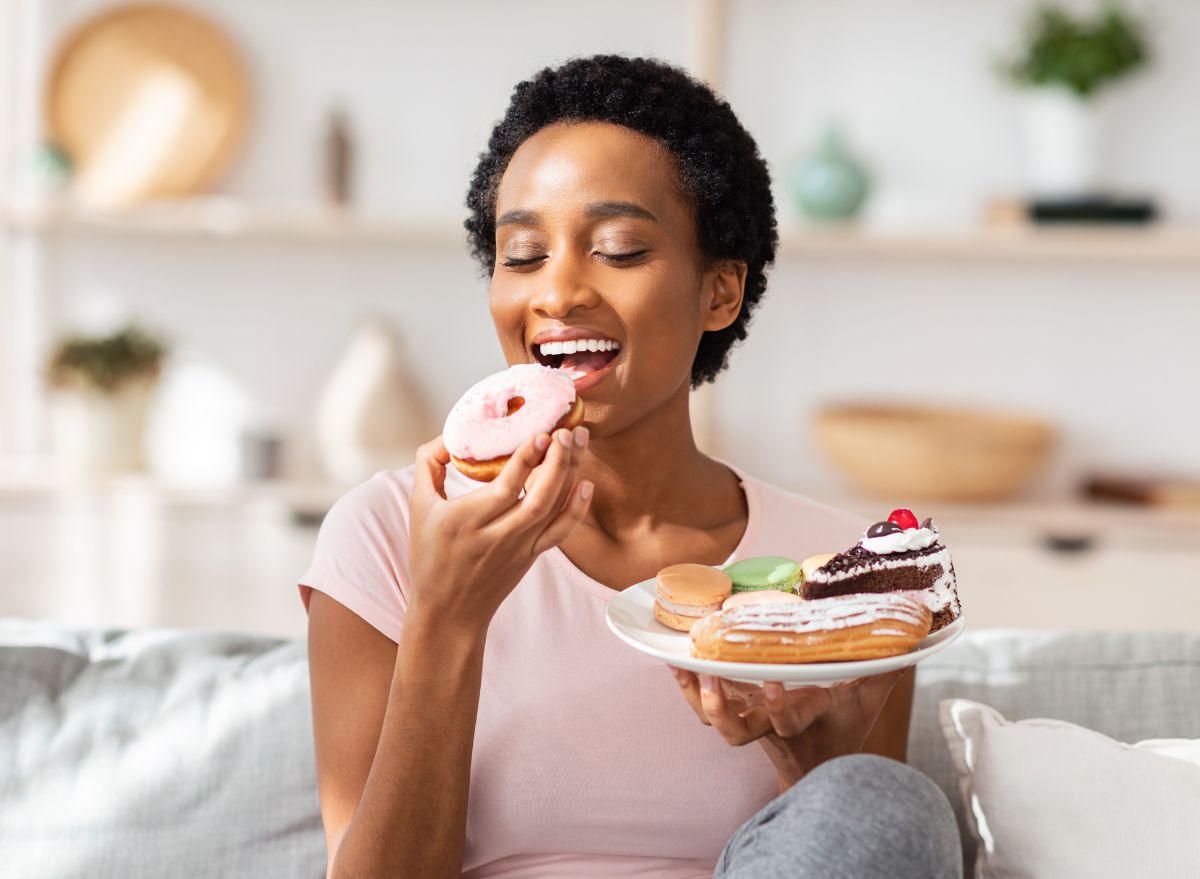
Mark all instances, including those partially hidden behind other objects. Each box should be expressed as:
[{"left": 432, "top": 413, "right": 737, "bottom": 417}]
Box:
[{"left": 443, "top": 364, "right": 577, "bottom": 461}]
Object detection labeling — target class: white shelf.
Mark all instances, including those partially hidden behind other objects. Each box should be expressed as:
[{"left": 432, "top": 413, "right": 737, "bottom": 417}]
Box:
[
  {"left": 6, "top": 200, "right": 1200, "bottom": 262},
  {"left": 778, "top": 223, "right": 1200, "bottom": 264},
  {"left": 0, "top": 461, "right": 345, "bottom": 511},
  {"left": 1, "top": 199, "right": 465, "bottom": 245}
]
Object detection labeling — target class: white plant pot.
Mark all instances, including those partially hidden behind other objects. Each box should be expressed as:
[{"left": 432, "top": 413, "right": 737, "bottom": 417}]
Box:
[
  {"left": 50, "top": 377, "right": 157, "bottom": 475},
  {"left": 1019, "top": 88, "right": 1102, "bottom": 198}
]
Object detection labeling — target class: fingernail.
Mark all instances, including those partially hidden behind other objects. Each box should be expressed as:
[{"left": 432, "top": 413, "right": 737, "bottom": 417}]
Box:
[
  {"left": 579, "top": 481, "right": 593, "bottom": 500},
  {"left": 766, "top": 683, "right": 782, "bottom": 702},
  {"left": 535, "top": 433, "right": 550, "bottom": 452},
  {"left": 699, "top": 674, "right": 714, "bottom": 693},
  {"left": 557, "top": 429, "right": 572, "bottom": 447},
  {"left": 574, "top": 426, "right": 588, "bottom": 448}
]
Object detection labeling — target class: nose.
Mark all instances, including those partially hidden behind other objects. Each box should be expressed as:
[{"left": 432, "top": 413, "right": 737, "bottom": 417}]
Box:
[{"left": 528, "top": 250, "right": 602, "bottom": 319}]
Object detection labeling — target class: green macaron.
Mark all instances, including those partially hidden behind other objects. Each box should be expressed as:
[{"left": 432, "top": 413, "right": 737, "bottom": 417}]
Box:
[{"left": 723, "top": 556, "right": 802, "bottom": 593}]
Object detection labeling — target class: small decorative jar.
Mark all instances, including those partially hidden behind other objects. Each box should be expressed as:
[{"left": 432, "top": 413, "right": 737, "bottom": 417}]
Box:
[{"left": 790, "top": 125, "right": 871, "bottom": 222}]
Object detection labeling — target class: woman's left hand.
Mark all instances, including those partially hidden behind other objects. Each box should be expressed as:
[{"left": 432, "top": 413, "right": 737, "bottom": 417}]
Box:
[{"left": 669, "top": 667, "right": 905, "bottom": 791}]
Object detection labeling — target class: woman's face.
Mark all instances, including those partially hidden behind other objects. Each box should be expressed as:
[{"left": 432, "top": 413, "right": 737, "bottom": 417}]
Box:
[{"left": 489, "top": 121, "right": 744, "bottom": 437}]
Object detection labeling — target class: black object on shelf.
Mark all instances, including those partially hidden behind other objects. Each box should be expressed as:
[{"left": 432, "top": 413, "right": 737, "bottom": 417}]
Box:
[
  {"left": 1041, "top": 531, "right": 1097, "bottom": 554},
  {"left": 1027, "top": 195, "right": 1158, "bottom": 225}
]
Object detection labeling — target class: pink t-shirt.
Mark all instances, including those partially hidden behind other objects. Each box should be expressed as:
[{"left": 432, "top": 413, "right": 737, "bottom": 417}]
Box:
[{"left": 298, "top": 461, "right": 866, "bottom": 878}]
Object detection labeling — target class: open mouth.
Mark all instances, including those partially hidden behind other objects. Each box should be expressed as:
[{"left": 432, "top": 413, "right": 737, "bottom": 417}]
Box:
[{"left": 532, "top": 336, "right": 622, "bottom": 381}]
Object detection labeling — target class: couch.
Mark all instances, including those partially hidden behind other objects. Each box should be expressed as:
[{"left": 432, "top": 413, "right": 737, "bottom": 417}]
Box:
[{"left": 2, "top": 619, "right": 1198, "bottom": 877}]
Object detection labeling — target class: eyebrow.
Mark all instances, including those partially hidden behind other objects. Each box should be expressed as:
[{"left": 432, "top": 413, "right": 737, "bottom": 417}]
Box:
[{"left": 495, "top": 201, "right": 658, "bottom": 227}]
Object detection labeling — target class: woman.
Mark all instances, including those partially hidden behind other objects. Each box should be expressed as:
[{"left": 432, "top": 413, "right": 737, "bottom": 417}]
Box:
[{"left": 301, "top": 55, "right": 961, "bottom": 878}]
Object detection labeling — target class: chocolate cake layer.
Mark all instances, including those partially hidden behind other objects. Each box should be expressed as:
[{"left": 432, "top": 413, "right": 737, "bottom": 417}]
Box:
[{"left": 802, "top": 543, "right": 945, "bottom": 600}]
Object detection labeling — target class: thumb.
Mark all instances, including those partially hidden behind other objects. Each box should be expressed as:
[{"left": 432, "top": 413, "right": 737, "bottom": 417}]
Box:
[{"left": 413, "top": 436, "right": 451, "bottom": 503}]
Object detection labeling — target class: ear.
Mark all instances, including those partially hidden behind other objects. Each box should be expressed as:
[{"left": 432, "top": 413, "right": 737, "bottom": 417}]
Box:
[{"left": 700, "top": 259, "right": 747, "bottom": 333}]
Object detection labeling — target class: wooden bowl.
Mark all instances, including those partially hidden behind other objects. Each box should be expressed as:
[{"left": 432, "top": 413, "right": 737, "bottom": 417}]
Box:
[{"left": 814, "top": 404, "right": 1056, "bottom": 502}]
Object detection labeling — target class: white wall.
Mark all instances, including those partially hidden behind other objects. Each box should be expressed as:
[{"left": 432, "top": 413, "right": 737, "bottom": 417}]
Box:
[
  {"left": 9, "top": 0, "right": 1200, "bottom": 494},
  {"left": 46, "top": 0, "right": 702, "bottom": 218},
  {"left": 727, "top": 0, "right": 1200, "bottom": 224}
]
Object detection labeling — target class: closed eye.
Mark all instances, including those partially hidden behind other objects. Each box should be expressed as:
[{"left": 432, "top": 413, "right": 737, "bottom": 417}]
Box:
[
  {"left": 500, "top": 255, "right": 546, "bottom": 267},
  {"left": 600, "top": 250, "right": 648, "bottom": 263}
]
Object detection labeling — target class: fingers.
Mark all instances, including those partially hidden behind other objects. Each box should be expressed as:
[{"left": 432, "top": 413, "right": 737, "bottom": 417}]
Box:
[
  {"left": 469, "top": 433, "right": 551, "bottom": 522},
  {"left": 669, "top": 668, "right": 771, "bottom": 746},
  {"left": 495, "top": 428, "right": 579, "bottom": 533},
  {"left": 762, "top": 681, "right": 831, "bottom": 738},
  {"left": 672, "top": 666, "right": 911, "bottom": 754},
  {"left": 522, "top": 426, "right": 585, "bottom": 500},
  {"left": 546, "top": 426, "right": 588, "bottom": 514},
  {"left": 530, "top": 479, "right": 594, "bottom": 555},
  {"left": 412, "top": 436, "right": 451, "bottom": 503},
  {"left": 700, "top": 674, "right": 772, "bottom": 745}
]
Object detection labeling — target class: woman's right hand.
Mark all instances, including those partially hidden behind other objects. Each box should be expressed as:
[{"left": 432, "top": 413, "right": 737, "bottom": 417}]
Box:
[{"left": 406, "top": 426, "right": 592, "bottom": 634}]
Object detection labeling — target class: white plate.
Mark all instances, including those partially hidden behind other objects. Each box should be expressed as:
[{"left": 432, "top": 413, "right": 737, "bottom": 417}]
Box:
[{"left": 605, "top": 576, "right": 965, "bottom": 688}]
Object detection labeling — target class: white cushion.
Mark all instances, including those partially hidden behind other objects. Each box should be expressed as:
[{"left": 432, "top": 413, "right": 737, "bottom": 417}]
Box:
[{"left": 939, "top": 698, "right": 1200, "bottom": 879}]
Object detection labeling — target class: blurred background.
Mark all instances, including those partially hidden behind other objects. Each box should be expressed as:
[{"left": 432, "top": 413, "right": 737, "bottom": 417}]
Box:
[{"left": 1, "top": 0, "right": 1197, "bottom": 639}]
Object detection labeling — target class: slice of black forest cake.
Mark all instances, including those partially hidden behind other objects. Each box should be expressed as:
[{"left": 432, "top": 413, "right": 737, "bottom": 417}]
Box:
[{"left": 801, "top": 507, "right": 961, "bottom": 632}]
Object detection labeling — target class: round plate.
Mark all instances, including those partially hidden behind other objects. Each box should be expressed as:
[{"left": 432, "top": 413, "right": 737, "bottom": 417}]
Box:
[
  {"left": 45, "top": 3, "right": 251, "bottom": 208},
  {"left": 605, "top": 576, "right": 965, "bottom": 688}
]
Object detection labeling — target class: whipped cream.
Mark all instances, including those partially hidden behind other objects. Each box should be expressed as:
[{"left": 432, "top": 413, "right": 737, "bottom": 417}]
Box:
[
  {"left": 861, "top": 526, "right": 939, "bottom": 554},
  {"left": 657, "top": 596, "right": 721, "bottom": 618}
]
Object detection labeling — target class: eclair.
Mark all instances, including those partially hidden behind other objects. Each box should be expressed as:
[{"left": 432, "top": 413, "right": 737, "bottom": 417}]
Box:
[{"left": 690, "top": 592, "right": 932, "bottom": 663}]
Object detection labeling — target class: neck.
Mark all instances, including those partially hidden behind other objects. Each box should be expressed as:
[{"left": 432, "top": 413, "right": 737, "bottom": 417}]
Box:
[{"left": 580, "top": 382, "right": 726, "bottom": 536}]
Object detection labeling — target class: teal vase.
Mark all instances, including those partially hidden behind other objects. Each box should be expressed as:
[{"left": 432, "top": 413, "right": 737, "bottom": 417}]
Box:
[{"left": 791, "top": 126, "right": 870, "bottom": 222}]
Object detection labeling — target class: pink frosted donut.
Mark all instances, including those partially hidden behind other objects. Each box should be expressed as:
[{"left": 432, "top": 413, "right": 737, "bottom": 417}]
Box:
[{"left": 443, "top": 364, "right": 581, "bottom": 480}]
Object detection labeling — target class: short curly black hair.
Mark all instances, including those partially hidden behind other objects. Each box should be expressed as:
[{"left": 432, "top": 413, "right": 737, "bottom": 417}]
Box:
[{"left": 464, "top": 54, "right": 778, "bottom": 387}]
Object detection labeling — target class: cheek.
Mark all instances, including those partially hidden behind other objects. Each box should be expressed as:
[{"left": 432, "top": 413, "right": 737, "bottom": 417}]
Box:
[
  {"left": 488, "top": 285, "right": 524, "bottom": 342},
  {"left": 622, "top": 277, "right": 703, "bottom": 369}
]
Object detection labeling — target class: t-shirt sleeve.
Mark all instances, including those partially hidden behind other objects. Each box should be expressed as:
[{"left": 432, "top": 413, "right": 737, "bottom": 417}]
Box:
[{"left": 297, "top": 469, "right": 414, "bottom": 643}]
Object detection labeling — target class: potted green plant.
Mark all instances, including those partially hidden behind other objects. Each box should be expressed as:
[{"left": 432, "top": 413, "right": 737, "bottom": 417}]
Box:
[
  {"left": 1001, "top": 2, "right": 1150, "bottom": 197},
  {"left": 46, "top": 325, "right": 167, "bottom": 474}
]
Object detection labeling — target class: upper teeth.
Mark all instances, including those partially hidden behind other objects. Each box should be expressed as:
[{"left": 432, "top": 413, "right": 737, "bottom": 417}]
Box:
[{"left": 539, "top": 339, "right": 620, "bottom": 356}]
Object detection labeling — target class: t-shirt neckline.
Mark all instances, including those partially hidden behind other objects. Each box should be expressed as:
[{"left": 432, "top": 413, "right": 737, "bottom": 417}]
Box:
[{"left": 544, "top": 458, "right": 761, "bottom": 602}]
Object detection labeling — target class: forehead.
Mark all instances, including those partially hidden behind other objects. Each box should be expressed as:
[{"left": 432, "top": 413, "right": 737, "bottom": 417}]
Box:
[{"left": 494, "top": 121, "right": 686, "bottom": 220}]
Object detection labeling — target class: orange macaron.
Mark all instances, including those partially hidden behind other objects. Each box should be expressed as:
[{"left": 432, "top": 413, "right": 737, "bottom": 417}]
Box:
[{"left": 653, "top": 563, "right": 733, "bottom": 632}]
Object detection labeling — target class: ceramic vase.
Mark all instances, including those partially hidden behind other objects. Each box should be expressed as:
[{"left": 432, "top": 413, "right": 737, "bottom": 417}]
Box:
[
  {"left": 1019, "top": 87, "right": 1102, "bottom": 198},
  {"left": 316, "top": 317, "right": 432, "bottom": 484},
  {"left": 791, "top": 126, "right": 871, "bottom": 222}
]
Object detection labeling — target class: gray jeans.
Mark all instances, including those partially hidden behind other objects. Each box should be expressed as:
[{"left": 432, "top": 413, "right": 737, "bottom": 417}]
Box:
[{"left": 713, "top": 754, "right": 962, "bottom": 879}]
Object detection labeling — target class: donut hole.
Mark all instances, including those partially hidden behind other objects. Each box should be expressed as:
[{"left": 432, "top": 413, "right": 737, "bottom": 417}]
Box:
[{"left": 506, "top": 396, "right": 525, "bottom": 416}]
